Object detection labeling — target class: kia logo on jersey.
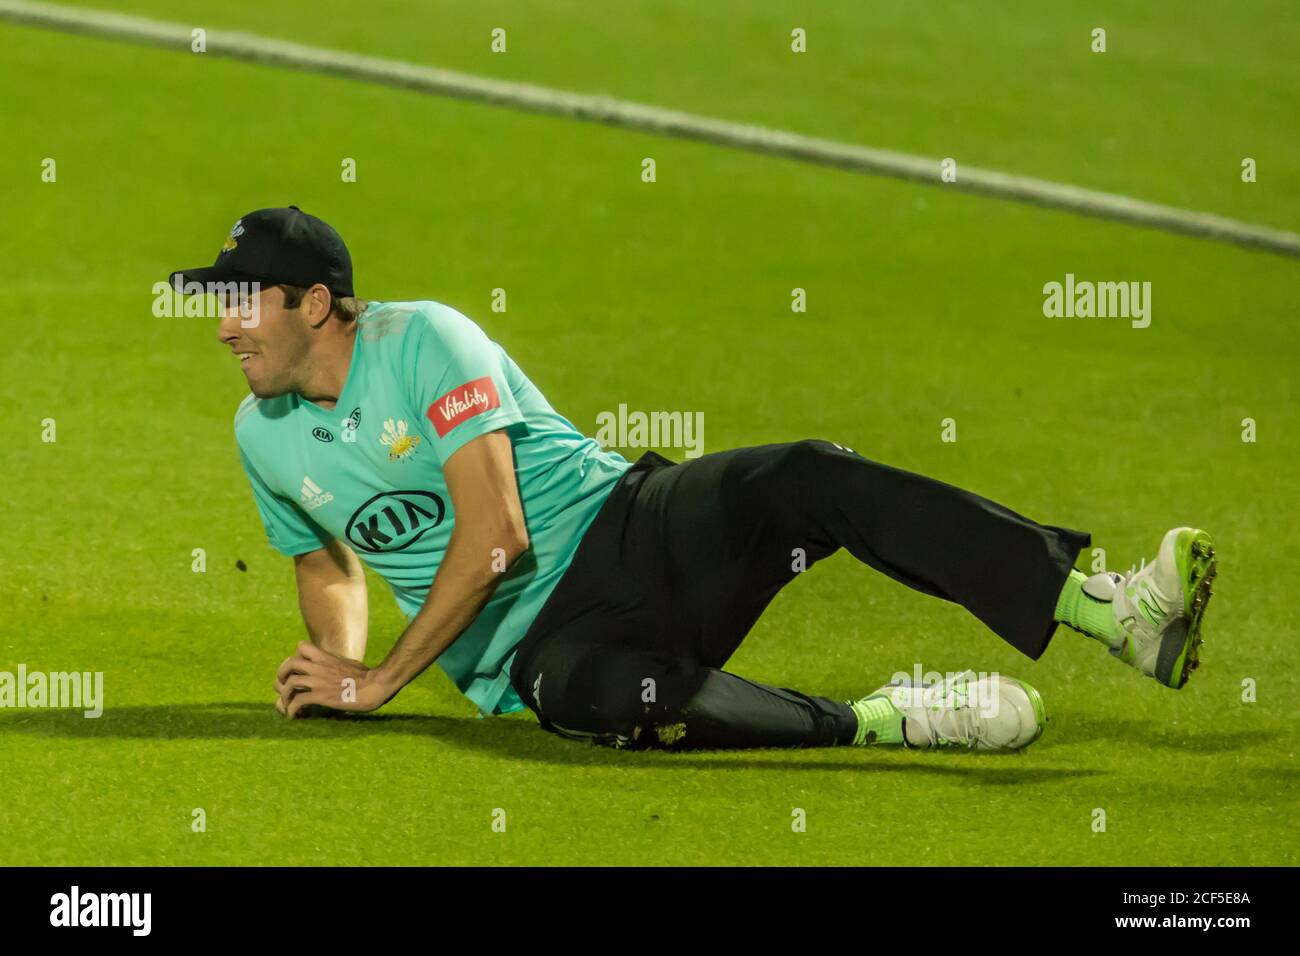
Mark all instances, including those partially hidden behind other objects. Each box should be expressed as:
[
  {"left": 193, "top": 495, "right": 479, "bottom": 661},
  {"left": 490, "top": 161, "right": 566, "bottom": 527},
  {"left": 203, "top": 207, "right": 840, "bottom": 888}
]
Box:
[
  {"left": 345, "top": 490, "right": 446, "bottom": 553},
  {"left": 428, "top": 376, "right": 500, "bottom": 437}
]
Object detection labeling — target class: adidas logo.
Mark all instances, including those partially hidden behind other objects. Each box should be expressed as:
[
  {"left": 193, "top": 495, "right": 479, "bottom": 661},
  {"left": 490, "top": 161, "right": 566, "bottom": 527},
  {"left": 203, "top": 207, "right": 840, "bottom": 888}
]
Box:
[{"left": 300, "top": 476, "right": 334, "bottom": 512}]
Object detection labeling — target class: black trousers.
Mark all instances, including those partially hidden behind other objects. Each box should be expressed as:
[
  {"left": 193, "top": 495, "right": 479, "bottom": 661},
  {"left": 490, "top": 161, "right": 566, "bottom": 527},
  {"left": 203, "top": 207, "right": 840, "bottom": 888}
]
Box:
[{"left": 508, "top": 440, "right": 1089, "bottom": 750}]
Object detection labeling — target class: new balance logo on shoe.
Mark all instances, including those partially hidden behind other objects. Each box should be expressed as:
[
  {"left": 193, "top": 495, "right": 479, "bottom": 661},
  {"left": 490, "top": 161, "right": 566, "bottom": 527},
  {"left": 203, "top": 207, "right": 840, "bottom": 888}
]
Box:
[
  {"left": 1127, "top": 581, "right": 1167, "bottom": 629},
  {"left": 300, "top": 476, "right": 334, "bottom": 511}
]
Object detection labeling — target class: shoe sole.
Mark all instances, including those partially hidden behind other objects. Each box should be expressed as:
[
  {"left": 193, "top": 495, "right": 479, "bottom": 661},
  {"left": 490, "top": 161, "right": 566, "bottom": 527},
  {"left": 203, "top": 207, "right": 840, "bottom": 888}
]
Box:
[{"left": 1156, "top": 529, "right": 1217, "bottom": 689}]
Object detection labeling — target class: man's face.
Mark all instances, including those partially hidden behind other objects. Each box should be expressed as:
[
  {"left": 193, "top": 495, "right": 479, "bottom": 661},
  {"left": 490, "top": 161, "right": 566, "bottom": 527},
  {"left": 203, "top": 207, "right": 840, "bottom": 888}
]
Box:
[{"left": 216, "top": 285, "right": 312, "bottom": 398}]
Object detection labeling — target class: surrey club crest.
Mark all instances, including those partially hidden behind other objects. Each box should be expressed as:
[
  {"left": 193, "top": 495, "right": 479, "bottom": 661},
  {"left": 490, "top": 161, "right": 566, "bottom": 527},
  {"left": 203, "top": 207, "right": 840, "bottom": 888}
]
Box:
[{"left": 380, "top": 418, "right": 420, "bottom": 462}]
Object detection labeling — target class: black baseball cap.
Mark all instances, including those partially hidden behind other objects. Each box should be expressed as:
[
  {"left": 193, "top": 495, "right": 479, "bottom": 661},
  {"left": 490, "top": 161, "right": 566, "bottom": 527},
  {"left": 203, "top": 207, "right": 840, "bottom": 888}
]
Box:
[{"left": 168, "top": 206, "right": 354, "bottom": 297}]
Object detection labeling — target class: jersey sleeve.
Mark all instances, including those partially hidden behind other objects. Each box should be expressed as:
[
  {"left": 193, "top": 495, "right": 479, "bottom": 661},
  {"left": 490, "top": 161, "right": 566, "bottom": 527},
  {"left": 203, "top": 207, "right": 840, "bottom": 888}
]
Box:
[
  {"left": 406, "top": 305, "right": 526, "bottom": 463},
  {"left": 237, "top": 445, "right": 332, "bottom": 557}
]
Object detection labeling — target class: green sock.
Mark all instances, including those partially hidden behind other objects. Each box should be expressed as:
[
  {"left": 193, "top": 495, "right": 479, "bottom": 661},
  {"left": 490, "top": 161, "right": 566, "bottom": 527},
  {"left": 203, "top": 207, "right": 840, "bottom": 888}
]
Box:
[
  {"left": 1055, "top": 569, "right": 1122, "bottom": 649},
  {"left": 847, "top": 695, "right": 904, "bottom": 746}
]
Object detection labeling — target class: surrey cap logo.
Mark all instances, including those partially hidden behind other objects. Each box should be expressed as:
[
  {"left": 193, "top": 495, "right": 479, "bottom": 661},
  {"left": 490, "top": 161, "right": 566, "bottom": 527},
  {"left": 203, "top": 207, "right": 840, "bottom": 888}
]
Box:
[{"left": 221, "top": 219, "right": 245, "bottom": 254}]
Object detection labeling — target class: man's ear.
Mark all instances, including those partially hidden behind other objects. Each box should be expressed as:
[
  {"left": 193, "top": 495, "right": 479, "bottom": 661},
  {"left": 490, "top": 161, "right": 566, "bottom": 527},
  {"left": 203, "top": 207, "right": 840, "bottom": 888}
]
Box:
[{"left": 305, "top": 283, "right": 333, "bottom": 328}]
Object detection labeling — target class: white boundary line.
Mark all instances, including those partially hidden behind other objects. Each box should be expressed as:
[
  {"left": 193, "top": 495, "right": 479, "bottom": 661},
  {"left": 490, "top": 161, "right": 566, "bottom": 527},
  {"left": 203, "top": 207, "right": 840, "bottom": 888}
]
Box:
[{"left": 5, "top": 0, "right": 1299, "bottom": 259}]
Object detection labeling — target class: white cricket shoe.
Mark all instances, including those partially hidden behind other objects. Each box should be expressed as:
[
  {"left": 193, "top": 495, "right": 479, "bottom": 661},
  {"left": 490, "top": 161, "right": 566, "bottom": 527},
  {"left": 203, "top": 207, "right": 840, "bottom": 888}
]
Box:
[
  {"left": 867, "top": 670, "right": 1045, "bottom": 752},
  {"left": 1105, "top": 527, "right": 1217, "bottom": 689}
]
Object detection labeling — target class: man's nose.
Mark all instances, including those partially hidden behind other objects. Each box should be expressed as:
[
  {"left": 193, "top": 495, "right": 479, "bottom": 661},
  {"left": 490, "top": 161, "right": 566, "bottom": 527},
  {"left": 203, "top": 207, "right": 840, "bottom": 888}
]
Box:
[{"left": 217, "top": 305, "right": 244, "bottom": 344}]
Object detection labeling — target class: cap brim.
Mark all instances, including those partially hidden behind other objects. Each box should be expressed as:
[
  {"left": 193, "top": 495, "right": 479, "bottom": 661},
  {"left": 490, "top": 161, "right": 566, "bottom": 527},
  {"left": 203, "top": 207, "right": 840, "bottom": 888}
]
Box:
[{"left": 168, "top": 265, "right": 268, "bottom": 294}]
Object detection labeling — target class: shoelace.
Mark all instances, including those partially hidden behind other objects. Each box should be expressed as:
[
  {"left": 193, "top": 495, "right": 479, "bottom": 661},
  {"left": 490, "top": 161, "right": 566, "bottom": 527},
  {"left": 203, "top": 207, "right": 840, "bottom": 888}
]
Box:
[
  {"left": 914, "top": 675, "right": 987, "bottom": 749},
  {"left": 928, "top": 694, "right": 985, "bottom": 749}
]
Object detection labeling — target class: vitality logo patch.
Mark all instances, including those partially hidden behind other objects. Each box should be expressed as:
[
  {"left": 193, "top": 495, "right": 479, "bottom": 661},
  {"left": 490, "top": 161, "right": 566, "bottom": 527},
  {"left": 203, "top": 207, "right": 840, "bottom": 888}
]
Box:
[{"left": 428, "top": 376, "right": 500, "bottom": 437}]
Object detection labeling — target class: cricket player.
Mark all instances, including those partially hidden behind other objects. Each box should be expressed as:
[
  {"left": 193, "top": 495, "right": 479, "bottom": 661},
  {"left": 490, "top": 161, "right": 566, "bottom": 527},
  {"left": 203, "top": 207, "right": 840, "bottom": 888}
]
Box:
[{"left": 172, "top": 206, "right": 1217, "bottom": 752}]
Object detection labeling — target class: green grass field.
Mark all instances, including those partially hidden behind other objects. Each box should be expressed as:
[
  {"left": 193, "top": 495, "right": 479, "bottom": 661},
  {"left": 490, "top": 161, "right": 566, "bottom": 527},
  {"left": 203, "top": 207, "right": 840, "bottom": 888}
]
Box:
[{"left": 2, "top": 1, "right": 1298, "bottom": 866}]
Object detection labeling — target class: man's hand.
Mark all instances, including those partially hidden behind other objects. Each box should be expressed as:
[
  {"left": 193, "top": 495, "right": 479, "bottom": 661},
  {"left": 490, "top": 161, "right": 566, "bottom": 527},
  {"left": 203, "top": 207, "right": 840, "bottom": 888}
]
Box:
[{"left": 275, "top": 641, "right": 396, "bottom": 718}]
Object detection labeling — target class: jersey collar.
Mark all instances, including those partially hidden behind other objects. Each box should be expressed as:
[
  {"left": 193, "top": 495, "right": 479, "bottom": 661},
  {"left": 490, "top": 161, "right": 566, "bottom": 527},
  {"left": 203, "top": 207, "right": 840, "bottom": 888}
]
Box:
[{"left": 298, "top": 322, "right": 363, "bottom": 421}]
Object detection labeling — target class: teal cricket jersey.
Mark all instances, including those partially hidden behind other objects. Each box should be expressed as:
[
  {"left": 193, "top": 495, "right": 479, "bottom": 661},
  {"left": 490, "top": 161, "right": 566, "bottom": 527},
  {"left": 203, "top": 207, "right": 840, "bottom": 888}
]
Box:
[{"left": 234, "top": 300, "right": 631, "bottom": 715}]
